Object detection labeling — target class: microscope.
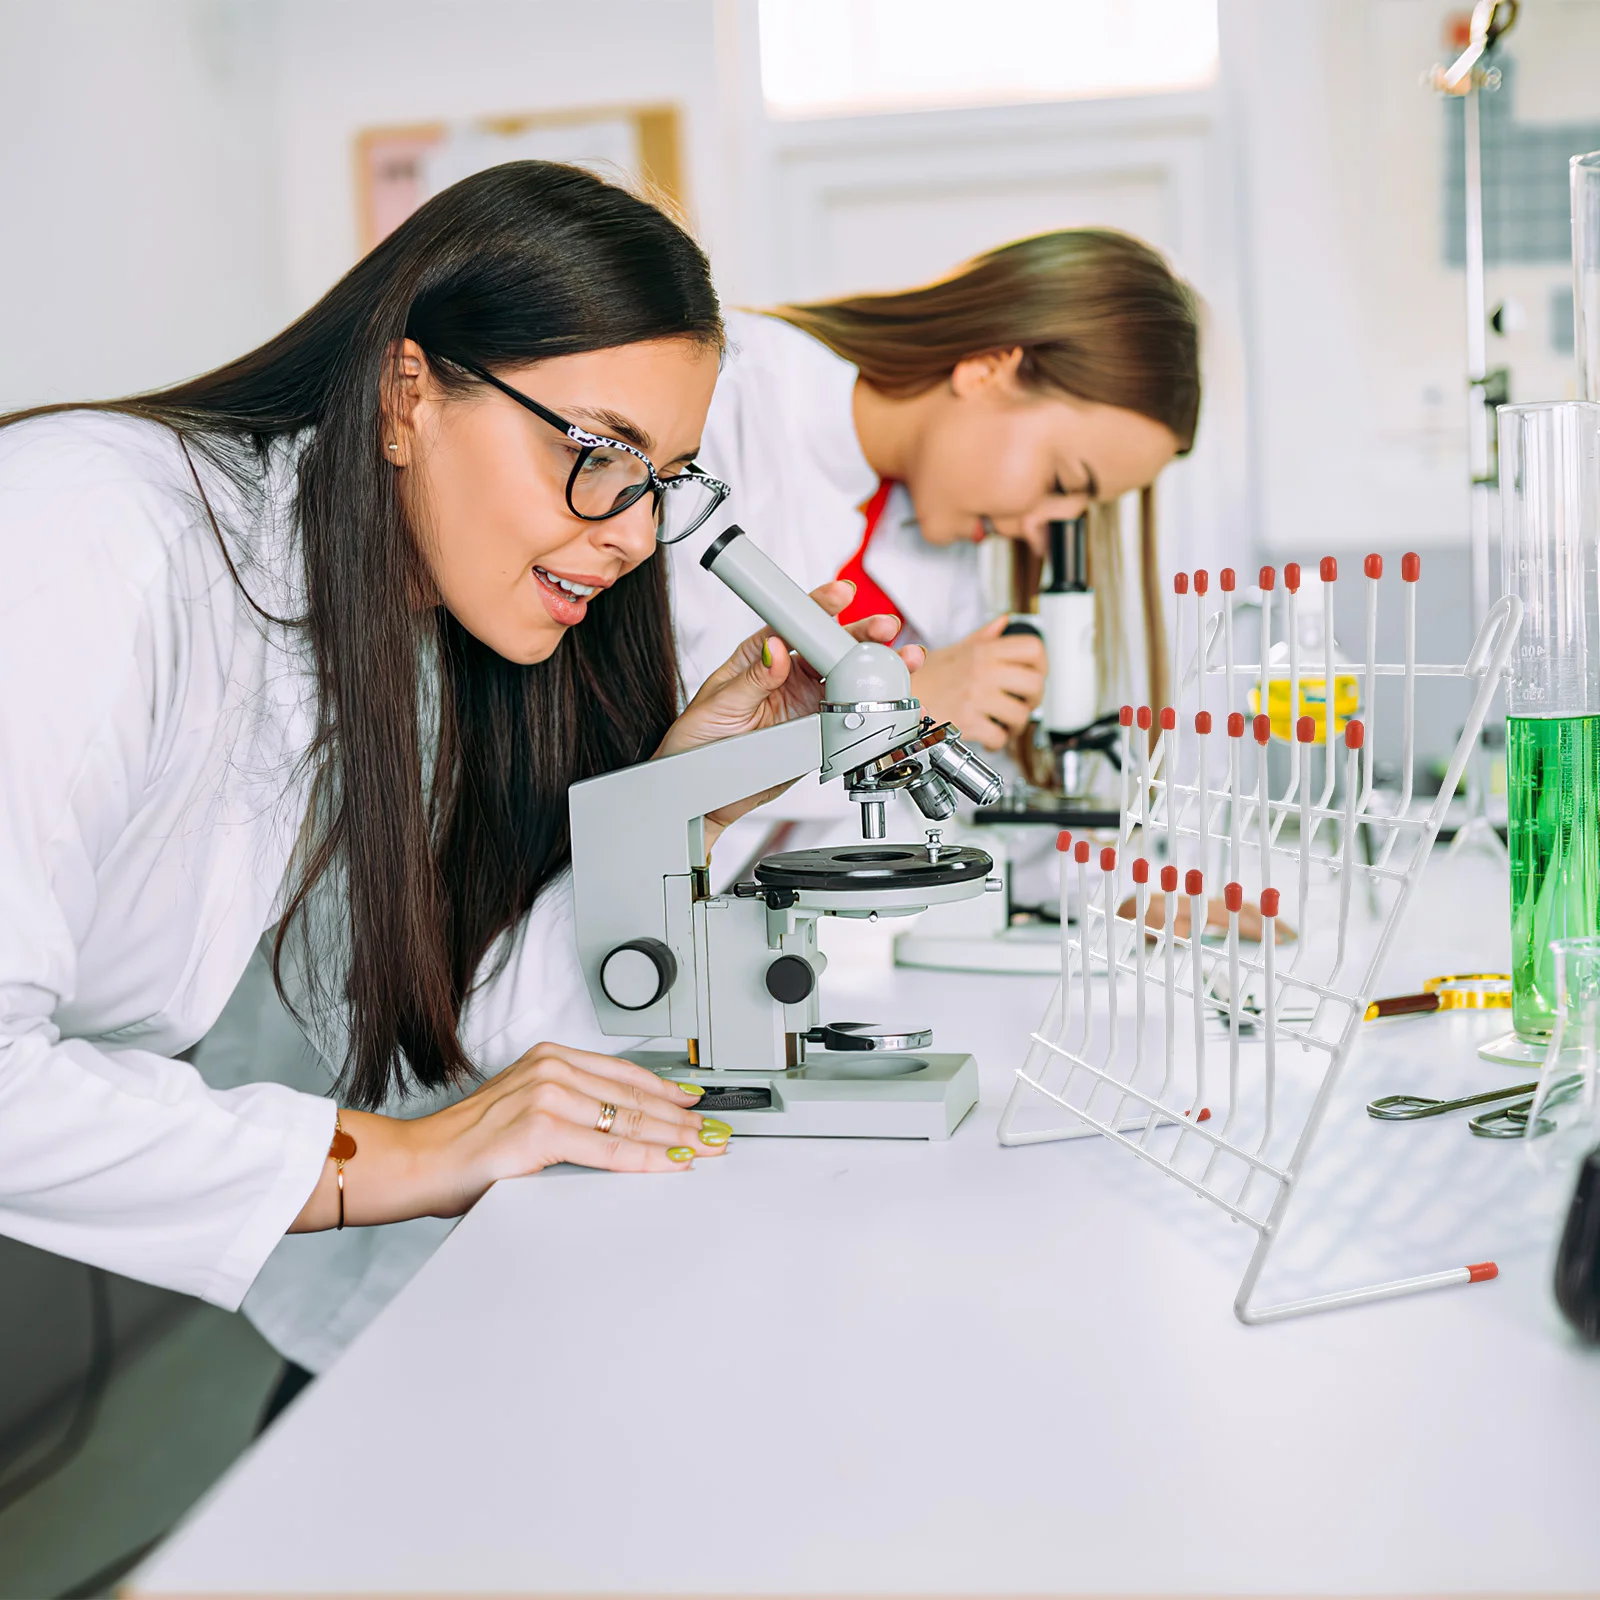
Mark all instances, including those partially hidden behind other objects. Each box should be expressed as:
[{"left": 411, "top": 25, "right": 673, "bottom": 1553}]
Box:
[
  {"left": 568, "top": 526, "right": 1004, "bottom": 1138},
  {"left": 1003, "top": 515, "right": 1120, "bottom": 808}
]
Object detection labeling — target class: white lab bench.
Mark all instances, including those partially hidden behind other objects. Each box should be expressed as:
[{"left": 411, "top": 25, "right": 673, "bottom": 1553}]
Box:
[{"left": 134, "top": 846, "right": 1600, "bottom": 1596}]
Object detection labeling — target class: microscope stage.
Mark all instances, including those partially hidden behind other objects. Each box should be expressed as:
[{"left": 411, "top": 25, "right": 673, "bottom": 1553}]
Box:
[
  {"left": 753, "top": 841, "right": 991, "bottom": 891},
  {"left": 972, "top": 797, "right": 1121, "bottom": 828},
  {"left": 625, "top": 1048, "right": 979, "bottom": 1140}
]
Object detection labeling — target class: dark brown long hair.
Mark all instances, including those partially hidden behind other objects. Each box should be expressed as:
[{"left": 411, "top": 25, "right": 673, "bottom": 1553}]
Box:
[
  {"left": 774, "top": 228, "right": 1197, "bottom": 710},
  {"left": 2, "top": 162, "right": 722, "bottom": 1107}
]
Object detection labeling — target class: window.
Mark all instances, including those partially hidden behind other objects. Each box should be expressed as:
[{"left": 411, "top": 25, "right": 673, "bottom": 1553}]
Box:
[{"left": 758, "top": 0, "right": 1219, "bottom": 119}]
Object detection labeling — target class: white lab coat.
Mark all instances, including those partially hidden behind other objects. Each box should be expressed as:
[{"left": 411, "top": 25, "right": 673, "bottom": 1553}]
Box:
[
  {"left": 668, "top": 311, "right": 994, "bottom": 877},
  {"left": 0, "top": 414, "right": 620, "bottom": 1369}
]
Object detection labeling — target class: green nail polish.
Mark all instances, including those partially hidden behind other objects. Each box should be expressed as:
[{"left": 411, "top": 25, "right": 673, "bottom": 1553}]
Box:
[
  {"left": 699, "top": 1116, "right": 732, "bottom": 1136},
  {"left": 668, "top": 1147, "right": 695, "bottom": 1163},
  {"left": 698, "top": 1128, "right": 729, "bottom": 1147},
  {"left": 672, "top": 1081, "right": 705, "bottom": 1098},
  {"left": 762, "top": 638, "right": 774, "bottom": 668}
]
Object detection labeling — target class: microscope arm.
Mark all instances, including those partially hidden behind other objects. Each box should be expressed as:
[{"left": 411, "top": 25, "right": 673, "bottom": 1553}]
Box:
[{"left": 570, "top": 717, "right": 823, "bottom": 1038}]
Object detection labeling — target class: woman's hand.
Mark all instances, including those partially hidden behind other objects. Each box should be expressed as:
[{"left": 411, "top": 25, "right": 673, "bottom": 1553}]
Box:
[
  {"left": 655, "top": 578, "right": 924, "bottom": 834},
  {"left": 910, "top": 616, "right": 1048, "bottom": 750},
  {"left": 290, "top": 1044, "right": 727, "bottom": 1232},
  {"left": 1116, "top": 892, "right": 1297, "bottom": 945}
]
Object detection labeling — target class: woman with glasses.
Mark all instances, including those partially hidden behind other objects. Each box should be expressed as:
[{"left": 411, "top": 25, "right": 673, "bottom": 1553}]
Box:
[
  {"left": 0, "top": 162, "right": 918, "bottom": 1414},
  {"left": 669, "top": 232, "right": 1201, "bottom": 879}
]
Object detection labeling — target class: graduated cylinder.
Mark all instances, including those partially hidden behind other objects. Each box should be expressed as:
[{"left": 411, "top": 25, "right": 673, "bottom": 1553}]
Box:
[
  {"left": 1500, "top": 401, "right": 1600, "bottom": 1041},
  {"left": 1574, "top": 152, "right": 1600, "bottom": 403}
]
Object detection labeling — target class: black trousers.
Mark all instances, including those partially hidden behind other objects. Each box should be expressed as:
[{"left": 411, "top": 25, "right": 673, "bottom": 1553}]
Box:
[{"left": 256, "top": 1360, "right": 315, "bottom": 1434}]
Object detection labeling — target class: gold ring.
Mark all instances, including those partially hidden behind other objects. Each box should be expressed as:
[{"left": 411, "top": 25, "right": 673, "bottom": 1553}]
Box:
[{"left": 595, "top": 1102, "right": 618, "bottom": 1134}]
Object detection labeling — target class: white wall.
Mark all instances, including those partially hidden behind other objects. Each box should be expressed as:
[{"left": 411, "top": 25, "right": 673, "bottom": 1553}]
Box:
[
  {"left": 1224, "top": 0, "right": 1600, "bottom": 555},
  {"left": 0, "top": 0, "right": 730, "bottom": 414},
  {"left": 0, "top": 0, "right": 285, "bottom": 410},
  {"left": 263, "top": 0, "right": 727, "bottom": 318}
]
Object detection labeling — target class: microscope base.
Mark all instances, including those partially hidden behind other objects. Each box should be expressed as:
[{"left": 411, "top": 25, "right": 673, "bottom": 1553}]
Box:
[{"left": 626, "top": 1049, "right": 979, "bottom": 1140}]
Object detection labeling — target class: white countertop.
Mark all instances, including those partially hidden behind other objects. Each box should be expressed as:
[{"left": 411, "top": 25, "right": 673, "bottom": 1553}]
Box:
[{"left": 135, "top": 846, "right": 1600, "bottom": 1596}]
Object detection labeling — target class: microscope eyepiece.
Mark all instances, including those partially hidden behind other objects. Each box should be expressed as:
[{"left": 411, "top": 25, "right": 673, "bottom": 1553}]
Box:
[{"left": 1046, "top": 516, "right": 1090, "bottom": 594}]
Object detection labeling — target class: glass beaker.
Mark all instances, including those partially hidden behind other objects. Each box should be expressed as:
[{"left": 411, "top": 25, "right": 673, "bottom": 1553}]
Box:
[
  {"left": 1500, "top": 403, "right": 1600, "bottom": 1043},
  {"left": 1574, "top": 153, "right": 1600, "bottom": 403},
  {"left": 1525, "top": 935, "right": 1600, "bottom": 1149},
  {"left": 1525, "top": 936, "right": 1600, "bottom": 1342}
]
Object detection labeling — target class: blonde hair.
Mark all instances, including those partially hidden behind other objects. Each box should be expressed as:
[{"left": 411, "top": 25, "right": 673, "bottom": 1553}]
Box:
[{"left": 773, "top": 228, "right": 1197, "bottom": 722}]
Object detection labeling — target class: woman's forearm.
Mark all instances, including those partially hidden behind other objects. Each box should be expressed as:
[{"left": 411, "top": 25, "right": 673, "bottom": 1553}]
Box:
[
  {"left": 288, "top": 1106, "right": 484, "bottom": 1232},
  {"left": 288, "top": 1041, "right": 726, "bottom": 1233}
]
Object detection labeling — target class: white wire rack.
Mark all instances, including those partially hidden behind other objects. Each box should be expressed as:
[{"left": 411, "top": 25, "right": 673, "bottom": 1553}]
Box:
[{"left": 997, "top": 554, "right": 1524, "bottom": 1323}]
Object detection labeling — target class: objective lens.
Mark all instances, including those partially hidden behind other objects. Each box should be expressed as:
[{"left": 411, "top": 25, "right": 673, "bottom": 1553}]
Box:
[
  {"left": 929, "top": 736, "right": 1003, "bottom": 807},
  {"left": 907, "top": 768, "right": 957, "bottom": 820}
]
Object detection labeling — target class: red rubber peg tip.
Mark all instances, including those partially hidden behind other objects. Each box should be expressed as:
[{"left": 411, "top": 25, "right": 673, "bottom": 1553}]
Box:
[
  {"left": 1174, "top": 572, "right": 1190, "bottom": 595},
  {"left": 1402, "top": 551, "right": 1421, "bottom": 583},
  {"left": 1284, "top": 561, "right": 1302, "bottom": 592},
  {"left": 1100, "top": 846, "right": 1117, "bottom": 872},
  {"left": 1160, "top": 706, "right": 1176, "bottom": 731},
  {"left": 1120, "top": 704, "right": 1134, "bottom": 727},
  {"left": 1193, "top": 567, "right": 1210, "bottom": 595},
  {"left": 1345, "top": 718, "right": 1365, "bottom": 750},
  {"left": 1055, "top": 830, "right": 1073, "bottom": 853},
  {"left": 1136, "top": 704, "right": 1153, "bottom": 730},
  {"left": 1196, "top": 1107, "right": 1212, "bottom": 1123},
  {"left": 1185, "top": 868, "right": 1205, "bottom": 897},
  {"left": 1320, "top": 555, "right": 1338, "bottom": 583},
  {"left": 1195, "top": 710, "right": 1213, "bottom": 735},
  {"left": 1225, "top": 882, "right": 1244, "bottom": 913},
  {"left": 1467, "top": 1262, "right": 1499, "bottom": 1283},
  {"left": 1259, "top": 565, "right": 1277, "bottom": 591},
  {"left": 1254, "top": 712, "right": 1272, "bottom": 745},
  {"left": 1364, "top": 553, "right": 1383, "bottom": 580},
  {"left": 1296, "top": 714, "right": 1317, "bottom": 744},
  {"left": 1160, "top": 864, "right": 1179, "bottom": 893},
  {"left": 1132, "top": 857, "right": 1150, "bottom": 885},
  {"left": 1220, "top": 567, "right": 1236, "bottom": 592},
  {"left": 1228, "top": 711, "right": 1246, "bottom": 738},
  {"left": 1260, "top": 887, "right": 1281, "bottom": 918},
  {"left": 1074, "top": 839, "right": 1092, "bottom": 864}
]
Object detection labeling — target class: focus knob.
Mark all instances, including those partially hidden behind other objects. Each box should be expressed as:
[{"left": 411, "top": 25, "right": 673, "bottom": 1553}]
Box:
[
  {"left": 765, "top": 954, "right": 816, "bottom": 1005},
  {"left": 600, "top": 939, "right": 677, "bottom": 1011}
]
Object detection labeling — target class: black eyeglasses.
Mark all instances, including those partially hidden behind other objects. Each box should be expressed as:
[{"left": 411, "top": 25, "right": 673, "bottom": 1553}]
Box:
[{"left": 457, "top": 361, "right": 731, "bottom": 545}]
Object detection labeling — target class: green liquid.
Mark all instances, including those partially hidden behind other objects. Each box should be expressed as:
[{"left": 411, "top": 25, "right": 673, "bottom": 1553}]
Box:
[{"left": 1509, "top": 714, "right": 1600, "bottom": 1040}]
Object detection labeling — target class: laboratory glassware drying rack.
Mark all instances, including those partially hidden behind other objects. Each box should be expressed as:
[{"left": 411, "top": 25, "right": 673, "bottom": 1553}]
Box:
[{"left": 998, "top": 555, "right": 1524, "bottom": 1323}]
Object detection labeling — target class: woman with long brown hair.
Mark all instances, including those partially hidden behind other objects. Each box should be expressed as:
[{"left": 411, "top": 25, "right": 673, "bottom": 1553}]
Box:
[
  {"left": 0, "top": 162, "right": 918, "bottom": 1411},
  {"left": 669, "top": 227, "right": 1201, "bottom": 873}
]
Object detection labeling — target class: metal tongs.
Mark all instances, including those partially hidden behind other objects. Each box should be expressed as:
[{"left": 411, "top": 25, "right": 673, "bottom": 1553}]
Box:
[
  {"left": 1467, "top": 1071, "right": 1587, "bottom": 1139},
  {"left": 1367, "top": 1071, "right": 1586, "bottom": 1138},
  {"left": 1368, "top": 1081, "right": 1537, "bottom": 1123}
]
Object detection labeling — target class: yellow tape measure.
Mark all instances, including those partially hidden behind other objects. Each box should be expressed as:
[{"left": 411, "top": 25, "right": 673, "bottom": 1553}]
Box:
[{"left": 1364, "top": 974, "right": 1512, "bottom": 1021}]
